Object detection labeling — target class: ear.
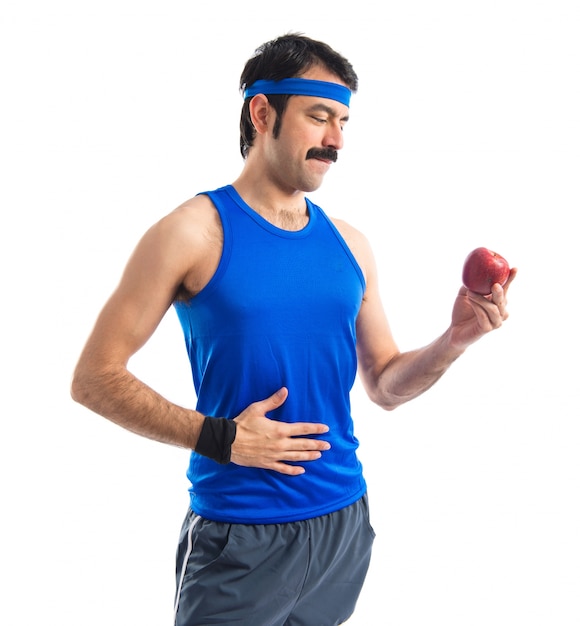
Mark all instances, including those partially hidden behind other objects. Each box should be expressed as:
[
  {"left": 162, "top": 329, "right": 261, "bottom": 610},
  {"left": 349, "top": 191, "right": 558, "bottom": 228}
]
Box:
[{"left": 248, "top": 94, "right": 272, "bottom": 135}]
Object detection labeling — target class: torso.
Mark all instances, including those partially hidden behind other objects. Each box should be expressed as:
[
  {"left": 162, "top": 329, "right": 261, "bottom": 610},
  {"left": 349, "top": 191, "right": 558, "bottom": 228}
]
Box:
[{"left": 173, "top": 184, "right": 368, "bottom": 523}]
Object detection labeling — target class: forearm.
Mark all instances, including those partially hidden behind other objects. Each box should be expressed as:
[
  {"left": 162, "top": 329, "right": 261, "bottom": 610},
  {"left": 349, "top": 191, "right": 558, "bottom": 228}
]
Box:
[
  {"left": 71, "top": 366, "right": 330, "bottom": 474},
  {"left": 71, "top": 364, "right": 203, "bottom": 449},
  {"left": 367, "top": 328, "right": 466, "bottom": 411}
]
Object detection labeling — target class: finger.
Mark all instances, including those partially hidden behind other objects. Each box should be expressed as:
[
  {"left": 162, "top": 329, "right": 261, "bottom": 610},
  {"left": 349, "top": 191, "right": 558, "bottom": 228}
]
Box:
[
  {"left": 490, "top": 283, "right": 505, "bottom": 305},
  {"left": 490, "top": 283, "right": 510, "bottom": 320},
  {"left": 268, "top": 453, "right": 327, "bottom": 475},
  {"left": 503, "top": 267, "right": 518, "bottom": 293},
  {"left": 466, "top": 293, "right": 502, "bottom": 330},
  {"left": 283, "top": 436, "right": 331, "bottom": 451},
  {"left": 285, "top": 421, "right": 330, "bottom": 436},
  {"left": 256, "top": 386, "right": 289, "bottom": 413},
  {"left": 269, "top": 462, "right": 307, "bottom": 476},
  {"left": 280, "top": 450, "right": 327, "bottom": 461}
]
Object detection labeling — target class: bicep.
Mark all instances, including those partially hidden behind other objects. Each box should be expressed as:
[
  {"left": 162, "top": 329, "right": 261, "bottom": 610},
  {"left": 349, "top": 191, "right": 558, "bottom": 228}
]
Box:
[
  {"left": 79, "top": 218, "right": 193, "bottom": 368},
  {"left": 354, "top": 245, "right": 400, "bottom": 397}
]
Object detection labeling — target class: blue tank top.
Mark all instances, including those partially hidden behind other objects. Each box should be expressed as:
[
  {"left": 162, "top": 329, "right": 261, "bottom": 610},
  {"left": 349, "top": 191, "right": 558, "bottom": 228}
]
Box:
[{"left": 174, "top": 185, "right": 367, "bottom": 523}]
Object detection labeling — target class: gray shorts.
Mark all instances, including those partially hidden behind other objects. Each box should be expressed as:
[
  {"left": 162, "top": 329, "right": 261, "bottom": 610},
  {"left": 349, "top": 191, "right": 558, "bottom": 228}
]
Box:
[{"left": 174, "top": 495, "right": 375, "bottom": 626}]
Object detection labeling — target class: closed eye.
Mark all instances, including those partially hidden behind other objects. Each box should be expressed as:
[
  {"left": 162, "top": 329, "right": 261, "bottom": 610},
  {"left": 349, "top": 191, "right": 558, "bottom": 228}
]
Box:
[{"left": 306, "top": 103, "right": 349, "bottom": 130}]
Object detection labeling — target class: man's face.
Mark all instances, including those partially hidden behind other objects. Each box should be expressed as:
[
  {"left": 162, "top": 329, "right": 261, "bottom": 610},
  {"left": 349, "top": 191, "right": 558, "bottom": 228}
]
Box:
[{"left": 265, "top": 67, "right": 350, "bottom": 194}]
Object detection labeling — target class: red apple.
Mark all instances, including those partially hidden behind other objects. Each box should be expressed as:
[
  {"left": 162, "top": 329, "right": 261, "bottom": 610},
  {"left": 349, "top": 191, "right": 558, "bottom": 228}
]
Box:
[{"left": 462, "top": 247, "right": 510, "bottom": 295}]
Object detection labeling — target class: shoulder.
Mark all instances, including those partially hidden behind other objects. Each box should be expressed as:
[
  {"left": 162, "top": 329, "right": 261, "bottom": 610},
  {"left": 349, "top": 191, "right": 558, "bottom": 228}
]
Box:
[
  {"left": 121, "top": 193, "right": 223, "bottom": 299},
  {"left": 138, "top": 194, "right": 222, "bottom": 262},
  {"left": 154, "top": 193, "right": 223, "bottom": 299},
  {"left": 157, "top": 193, "right": 221, "bottom": 241}
]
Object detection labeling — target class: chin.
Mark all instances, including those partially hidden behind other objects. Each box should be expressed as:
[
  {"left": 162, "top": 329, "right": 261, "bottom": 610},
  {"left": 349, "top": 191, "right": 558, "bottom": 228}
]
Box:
[{"left": 300, "top": 176, "right": 325, "bottom": 193}]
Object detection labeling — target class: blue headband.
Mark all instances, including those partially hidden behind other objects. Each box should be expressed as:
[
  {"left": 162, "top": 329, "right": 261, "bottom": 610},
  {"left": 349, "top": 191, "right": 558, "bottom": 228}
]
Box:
[{"left": 244, "top": 78, "right": 351, "bottom": 107}]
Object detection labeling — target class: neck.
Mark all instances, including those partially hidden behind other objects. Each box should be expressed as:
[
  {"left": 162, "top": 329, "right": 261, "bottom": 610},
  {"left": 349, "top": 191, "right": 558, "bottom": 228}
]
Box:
[{"left": 232, "top": 168, "right": 309, "bottom": 231}]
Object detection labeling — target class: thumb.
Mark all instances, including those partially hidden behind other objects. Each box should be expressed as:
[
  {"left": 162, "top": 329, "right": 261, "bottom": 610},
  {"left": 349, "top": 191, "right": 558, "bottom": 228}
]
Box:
[{"left": 260, "top": 386, "right": 288, "bottom": 413}]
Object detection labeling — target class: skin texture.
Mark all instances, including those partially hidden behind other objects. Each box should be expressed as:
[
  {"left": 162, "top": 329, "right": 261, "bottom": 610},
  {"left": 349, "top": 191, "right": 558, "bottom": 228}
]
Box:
[{"left": 71, "top": 65, "right": 516, "bottom": 476}]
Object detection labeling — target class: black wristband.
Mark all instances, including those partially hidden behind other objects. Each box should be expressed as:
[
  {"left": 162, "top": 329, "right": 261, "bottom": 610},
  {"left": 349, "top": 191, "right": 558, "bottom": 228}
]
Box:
[{"left": 195, "top": 416, "right": 237, "bottom": 464}]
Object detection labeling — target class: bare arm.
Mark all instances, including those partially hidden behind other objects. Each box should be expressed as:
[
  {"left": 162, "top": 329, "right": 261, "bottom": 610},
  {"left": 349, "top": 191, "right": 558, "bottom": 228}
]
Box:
[
  {"left": 71, "top": 197, "right": 329, "bottom": 474},
  {"left": 334, "top": 219, "right": 516, "bottom": 411},
  {"left": 71, "top": 200, "right": 210, "bottom": 448}
]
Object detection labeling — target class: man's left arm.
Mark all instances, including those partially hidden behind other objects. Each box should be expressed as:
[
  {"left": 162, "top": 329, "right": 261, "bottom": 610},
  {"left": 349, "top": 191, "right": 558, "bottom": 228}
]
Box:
[{"left": 352, "top": 232, "right": 516, "bottom": 411}]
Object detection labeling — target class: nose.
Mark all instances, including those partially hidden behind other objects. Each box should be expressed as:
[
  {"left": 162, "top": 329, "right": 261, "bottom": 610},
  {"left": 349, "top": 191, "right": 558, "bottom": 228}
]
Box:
[{"left": 322, "top": 120, "right": 344, "bottom": 151}]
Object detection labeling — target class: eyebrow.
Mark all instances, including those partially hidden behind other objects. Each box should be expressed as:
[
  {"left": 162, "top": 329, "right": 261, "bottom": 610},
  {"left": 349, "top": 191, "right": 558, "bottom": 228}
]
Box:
[{"left": 305, "top": 102, "right": 350, "bottom": 123}]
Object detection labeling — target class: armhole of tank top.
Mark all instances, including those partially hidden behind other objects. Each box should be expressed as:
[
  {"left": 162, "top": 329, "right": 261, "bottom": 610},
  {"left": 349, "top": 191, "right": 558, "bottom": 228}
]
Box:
[
  {"left": 186, "top": 189, "right": 232, "bottom": 303},
  {"left": 316, "top": 207, "right": 367, "bottom": 292}
]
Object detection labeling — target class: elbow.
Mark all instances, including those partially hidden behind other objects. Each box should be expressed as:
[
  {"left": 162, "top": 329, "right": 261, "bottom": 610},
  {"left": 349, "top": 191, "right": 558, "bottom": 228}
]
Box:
[
  {"left": 365, "top": 382, "right": 404, "bottom": 412},
  {"left": 70, "top": 363, "right": 94, "bottom": 407},
  {"left": 371, "top": 392, "right": 403, "bottom": 412},
  {"left": 360, "top": 353, "right": 405, "bottom": 412},
  {"left": 379, "top": 400, "right": 400, "bottom": 412},
  {"left": 70, "top": 369, "right": 86, "bottom": 405}
]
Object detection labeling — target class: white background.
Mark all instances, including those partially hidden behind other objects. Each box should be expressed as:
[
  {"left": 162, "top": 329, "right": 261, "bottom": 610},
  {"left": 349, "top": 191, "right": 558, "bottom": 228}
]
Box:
[{"left": 1, "top": 1, "right": 579, "bottom": 624}]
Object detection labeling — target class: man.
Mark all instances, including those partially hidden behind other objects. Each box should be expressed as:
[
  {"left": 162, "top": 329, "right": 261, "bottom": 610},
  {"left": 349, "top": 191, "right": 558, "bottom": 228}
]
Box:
[{"left": 71, "top": 33, "right": 515, "bottom": 626}]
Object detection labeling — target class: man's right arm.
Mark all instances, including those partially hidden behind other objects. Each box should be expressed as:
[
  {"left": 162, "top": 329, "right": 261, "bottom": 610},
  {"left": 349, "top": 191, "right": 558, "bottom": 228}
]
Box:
[
  {"left": 71, "top": 200, "right": 209, "bottom": 449},
  {"left": 71, "top": 198, "right": 329, "bottom": 474}
]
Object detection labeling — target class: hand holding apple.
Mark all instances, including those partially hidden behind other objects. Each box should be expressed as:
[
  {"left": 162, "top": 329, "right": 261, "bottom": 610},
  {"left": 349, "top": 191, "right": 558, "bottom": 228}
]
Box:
[{"left": 462, "top": 247, "right": 510, "bottom": 295}]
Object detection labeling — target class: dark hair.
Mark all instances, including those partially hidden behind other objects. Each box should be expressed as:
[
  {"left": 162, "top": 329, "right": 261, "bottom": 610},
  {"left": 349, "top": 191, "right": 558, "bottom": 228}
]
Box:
[{"left": 238, "top": 33, "right": 358, "bottom": 158}]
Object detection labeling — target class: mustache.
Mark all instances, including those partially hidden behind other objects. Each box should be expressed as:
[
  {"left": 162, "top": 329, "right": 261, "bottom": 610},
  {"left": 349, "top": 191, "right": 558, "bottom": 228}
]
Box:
[{"left": 306, "top": 147, "right": 338, "bottom": 163}]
